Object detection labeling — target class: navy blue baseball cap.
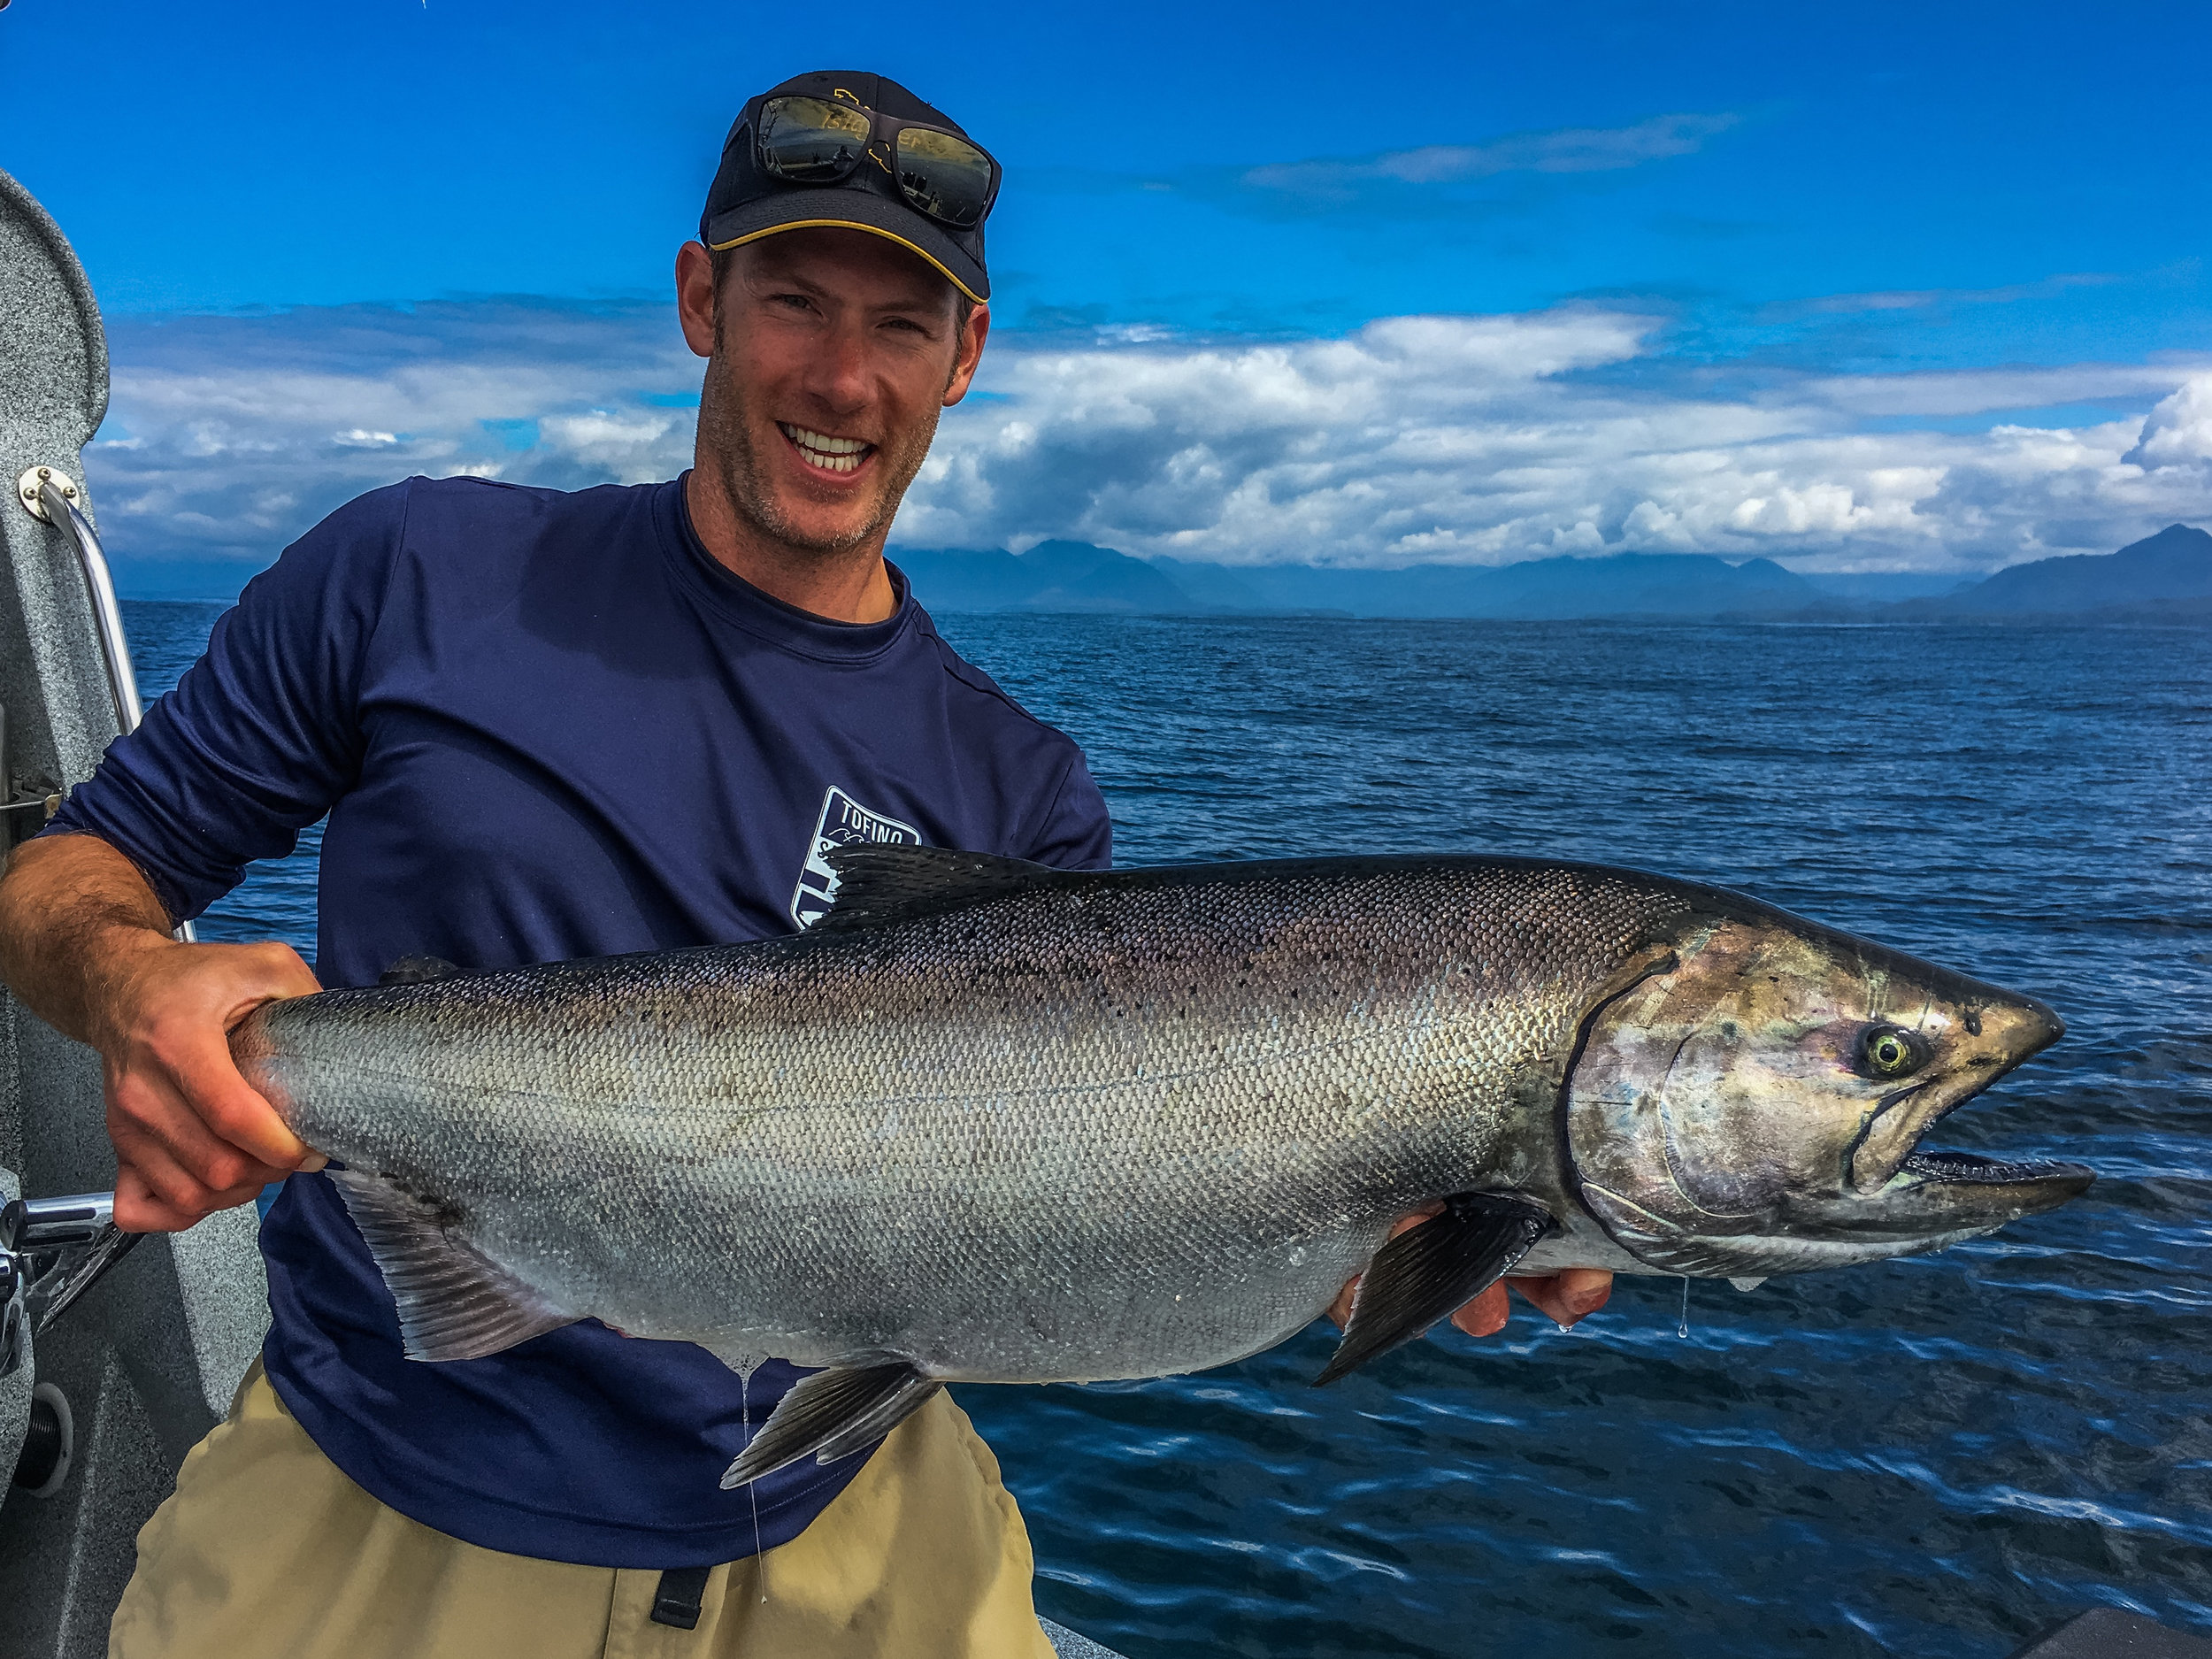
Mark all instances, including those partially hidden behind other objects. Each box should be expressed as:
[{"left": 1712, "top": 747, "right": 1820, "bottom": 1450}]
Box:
[{"left": 700, "top": 71, "right": 994, "bottom": 303}]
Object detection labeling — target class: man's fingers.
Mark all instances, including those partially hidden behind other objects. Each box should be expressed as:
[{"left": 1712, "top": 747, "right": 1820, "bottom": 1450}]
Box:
[
  {"left": 1331, "top": 1217, "right": 1613, "bottom": 1344},
  {"left": 1508, "top": 1268, "right": 1615, "bottom": 1328},
  {"left": 108, "top": 1077, "right": 289, "bottom": 1197},
  {"left": 114, "top": 1162, "right": 202, "bottom": 1233},
  {"left": 110, "top": 1147, "right": 262, "bottom": 1233},
  {"left": 162, "top": 1025, "right": 319, "bottom": 1171},
  {"left": 1448, "top": 1281, "right": 1510, "bottom": 1338},
  {"left": 1325, "top": 1278, "right": 1356, "bottom": 1332}
]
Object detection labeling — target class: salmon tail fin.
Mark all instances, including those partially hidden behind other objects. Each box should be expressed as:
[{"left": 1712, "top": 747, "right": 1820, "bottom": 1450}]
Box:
[
  {"left": 718, "top": 1359, "right": 941, "bottom": 1487},
  {"left": 1314, "top": 1192, "right": 1554, "bottom": 1386},
  {"left": 327, "top": 1168, "right": 580, "bottom": 1362}
]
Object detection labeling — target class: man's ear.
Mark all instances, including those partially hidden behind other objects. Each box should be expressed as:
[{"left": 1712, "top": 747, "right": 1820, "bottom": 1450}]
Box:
[
  {"left": 676, "top": 242, "right": 718, "bottom": 359},
  {"left": 942, "top": 303, "right": 991, "bottom": 407}
]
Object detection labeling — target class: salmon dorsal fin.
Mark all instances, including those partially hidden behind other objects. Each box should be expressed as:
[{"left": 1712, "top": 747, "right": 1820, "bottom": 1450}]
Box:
[
  {"left": 327, "top": 1168, "right": 580, "bottom": 1361},
  {"left": 811, "top": 845, "right": 1064, "bottom": 933}
]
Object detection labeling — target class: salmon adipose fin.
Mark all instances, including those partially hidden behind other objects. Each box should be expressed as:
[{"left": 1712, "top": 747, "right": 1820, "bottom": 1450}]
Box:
[
  {"left": 328, "top": 1167, "right": 580, "bottom": 1361},
  {"left": 1315, "top": 1192, "right": 1554, "bottom": 1386},
  {"left": 718, "top": 1359, "right": 941, "bottom": 1487}
]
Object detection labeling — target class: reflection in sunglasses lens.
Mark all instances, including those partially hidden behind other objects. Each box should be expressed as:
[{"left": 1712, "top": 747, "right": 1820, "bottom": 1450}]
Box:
[
  {"left": 895, "top": 127, "right": 995, "bottom": 227},
  {"left": 758, "top": 97, "right": 871, "bottom": 183}
]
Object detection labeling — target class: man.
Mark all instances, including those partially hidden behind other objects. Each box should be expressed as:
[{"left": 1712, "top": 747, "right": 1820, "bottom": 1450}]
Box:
[{"left": 0, "top": 70, "right": 1610, "bottom": 1657}]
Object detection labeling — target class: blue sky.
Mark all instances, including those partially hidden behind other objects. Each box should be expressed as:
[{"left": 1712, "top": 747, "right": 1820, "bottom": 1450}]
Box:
[{"left": 5, "top": 0, "right": 2210, "bottom": 593}]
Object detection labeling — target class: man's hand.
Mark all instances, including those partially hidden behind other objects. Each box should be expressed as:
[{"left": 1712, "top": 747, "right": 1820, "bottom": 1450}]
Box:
[
  {"left": 96, "top": 935, "right": 325, "bottom": 1232},
  {"left": 0, "top": 833, "right": 326, "bottom": 1233},
  {"left": 1326, "top": 1206, "right": 1612, "bottom": 1340}
]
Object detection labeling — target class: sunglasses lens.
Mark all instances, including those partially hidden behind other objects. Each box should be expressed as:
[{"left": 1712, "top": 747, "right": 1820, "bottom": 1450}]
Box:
[
  {"left": 895, "top": 127, "right": 996, "bottom": 228},
  {"left": 758, "top": 96, "right": 871, "bottom": 184}
]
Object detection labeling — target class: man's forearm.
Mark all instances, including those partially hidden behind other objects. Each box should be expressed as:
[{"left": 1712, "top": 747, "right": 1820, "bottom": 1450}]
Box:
[{"left": 0, "top": 832, "right": 178, "bottom": 1048}]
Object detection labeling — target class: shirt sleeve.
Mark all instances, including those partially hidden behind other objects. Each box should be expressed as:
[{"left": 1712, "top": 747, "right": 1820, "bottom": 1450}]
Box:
[
  {"left": 42, "top": 482, "right": 411, "bottom": 923},
  {"left": 1025, "top": 750, "right": 1114, "bottom": 872}
]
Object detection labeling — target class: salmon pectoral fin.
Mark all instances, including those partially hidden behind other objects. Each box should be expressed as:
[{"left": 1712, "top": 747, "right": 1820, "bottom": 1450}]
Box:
[
  {"left": 718, "top": 1360, "right": 942, "bottom": 1489},
  {"left": 327, "top": 1168, "right": 581, "bottom": 1362},
  {"left": 1313, "top": 1192, "right": 1555, "bottom": 1387}
]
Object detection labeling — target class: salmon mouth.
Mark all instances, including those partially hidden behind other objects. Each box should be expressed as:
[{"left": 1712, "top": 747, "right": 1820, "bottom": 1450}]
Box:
[
  {"left": 1899, "top": 1148, "right": 2077, "bottom": 1185},
  {"left": 1847, "top": 995, "right": 2066, "bottom": 1194}
]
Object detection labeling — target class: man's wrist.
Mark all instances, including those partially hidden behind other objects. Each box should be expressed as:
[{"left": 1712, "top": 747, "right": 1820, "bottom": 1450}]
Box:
[{"left": 80, "top": 925, "right": 188, "bottom": 1054}]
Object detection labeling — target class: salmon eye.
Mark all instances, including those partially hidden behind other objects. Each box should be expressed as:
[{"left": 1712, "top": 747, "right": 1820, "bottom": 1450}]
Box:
[{"left": 1857, "top": 1025, "right": 1926, "bottom": 1079}]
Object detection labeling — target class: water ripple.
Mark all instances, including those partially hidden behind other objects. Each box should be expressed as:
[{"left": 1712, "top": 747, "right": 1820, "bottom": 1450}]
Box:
[{"left": 125, "top": 604, "right": 2212, "bottom": 1659}]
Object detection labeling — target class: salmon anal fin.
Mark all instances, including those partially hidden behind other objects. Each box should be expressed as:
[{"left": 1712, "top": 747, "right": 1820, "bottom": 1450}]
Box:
[
  {"left": 810, "top": 845, "right": 1060, "bottom": 933},
  {"left": 327, "top": 1168, "right": 579, "bottom": 1362},
  {"left": 1313, "top": 1192, "right": 1554, "bottom": 1387},
  {"left": 718, "top": 1359, "right": 941, "bottom": 1487}
]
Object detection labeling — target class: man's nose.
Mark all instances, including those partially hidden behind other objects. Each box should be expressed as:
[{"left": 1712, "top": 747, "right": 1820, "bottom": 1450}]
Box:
[{"left": 801, "top": 326, "right": 874, "bottom": 417}]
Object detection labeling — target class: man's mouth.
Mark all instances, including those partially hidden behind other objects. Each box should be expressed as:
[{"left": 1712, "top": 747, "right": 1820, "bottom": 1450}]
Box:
[{"left": 778, "top": 423, "right": 874, "bottom": 476}]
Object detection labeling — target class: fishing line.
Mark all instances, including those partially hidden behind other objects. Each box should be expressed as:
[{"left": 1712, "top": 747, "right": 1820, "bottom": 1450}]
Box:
[{"left": 739, "top": 1365, "right": 767, "bottom": 1605}]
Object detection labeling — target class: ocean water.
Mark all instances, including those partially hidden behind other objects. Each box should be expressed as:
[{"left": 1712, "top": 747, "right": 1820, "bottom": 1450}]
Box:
[{"left": 122, "top": 600, "right": 2212, "bottom": 1658}]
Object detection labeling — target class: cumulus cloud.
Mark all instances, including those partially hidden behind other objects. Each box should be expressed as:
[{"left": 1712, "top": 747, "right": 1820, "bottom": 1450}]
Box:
[
  {"left": 81, "top": 296, "right": 2212, "bottom": 584},
  {"left": 90, "top": 301, "right": 700, "bottom": 563},
  {"left": 2125, "top": 377, "right": 2212, "bottom": 471},
  {"left": 910, "top": 319, "right": 2212, "bottom": 570}
]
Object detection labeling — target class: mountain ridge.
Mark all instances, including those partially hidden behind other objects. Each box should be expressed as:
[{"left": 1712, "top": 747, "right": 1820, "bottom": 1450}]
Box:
[{"left": 889, "top": 524, "right": 2212, "bottom": 624}]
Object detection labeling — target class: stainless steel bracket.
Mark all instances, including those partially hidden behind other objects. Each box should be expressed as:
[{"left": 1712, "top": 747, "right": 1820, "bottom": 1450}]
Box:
[
  {"left": 0, "top": 1194, "right": 133, "bottom": 1379},
  {"left": 13, "top": 467, "right": 76, "bottom": 526}
]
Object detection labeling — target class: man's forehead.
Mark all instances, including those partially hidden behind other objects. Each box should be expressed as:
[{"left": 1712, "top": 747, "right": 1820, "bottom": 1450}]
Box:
[{"left": 734, "top": 227, "right": 958, "bottom": 308}]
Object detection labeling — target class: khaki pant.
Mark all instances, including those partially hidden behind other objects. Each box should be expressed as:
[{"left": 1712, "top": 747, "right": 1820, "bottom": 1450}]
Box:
[{"left": 111, "top": 1362, "right": 1056, "bottom": 1659}]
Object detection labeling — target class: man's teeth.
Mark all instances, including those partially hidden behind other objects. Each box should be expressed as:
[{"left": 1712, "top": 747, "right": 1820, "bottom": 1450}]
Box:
[{"left": 780, "top": 424, "right": 872, "bottom": 473}]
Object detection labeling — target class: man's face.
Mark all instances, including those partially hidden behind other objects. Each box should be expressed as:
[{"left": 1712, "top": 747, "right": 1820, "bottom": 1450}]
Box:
[{"left": 678, "top": 227, "right": 987, "bottom": 558}]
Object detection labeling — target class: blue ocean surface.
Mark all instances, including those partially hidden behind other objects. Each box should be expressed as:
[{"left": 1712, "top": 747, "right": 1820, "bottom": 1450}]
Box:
[{"left": 122, "top": 600, "right": 2212, "bottom": 1658}]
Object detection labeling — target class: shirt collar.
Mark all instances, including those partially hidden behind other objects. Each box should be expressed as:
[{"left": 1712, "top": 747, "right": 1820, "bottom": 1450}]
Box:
[{"left": 658, "top": 474, "right": 917, "bottom": 663}]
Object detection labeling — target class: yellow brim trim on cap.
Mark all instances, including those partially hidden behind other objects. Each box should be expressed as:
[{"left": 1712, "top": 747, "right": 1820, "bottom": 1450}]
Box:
[{"left": 708, "top": 219, "right": 986, "bottom": 304}]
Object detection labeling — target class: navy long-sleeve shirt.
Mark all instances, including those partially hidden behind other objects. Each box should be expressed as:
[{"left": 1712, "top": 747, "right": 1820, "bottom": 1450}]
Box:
[{"left": 49, "top": 473, "right": 1111, "bottom": 1565}]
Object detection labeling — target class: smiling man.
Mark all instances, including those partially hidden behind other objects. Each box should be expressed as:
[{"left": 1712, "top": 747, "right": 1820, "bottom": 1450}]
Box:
[{"left": 0, "top": 66, "right": 1608, "bottom": 1659}]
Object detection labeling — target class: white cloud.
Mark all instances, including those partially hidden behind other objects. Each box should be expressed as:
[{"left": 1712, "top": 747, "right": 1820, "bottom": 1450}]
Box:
[
  {"left": 1242, "top": 113, "right": 1741, "bottom": 197},
  {"left": 81, "top": 297, "right": 2212, "bottom": 582},
  {"left": 2125, "top": 377, "right": 2212, "bottom": 471},
  {"left": 910, "top": 321, "right": 2212, "bottom": 569}
]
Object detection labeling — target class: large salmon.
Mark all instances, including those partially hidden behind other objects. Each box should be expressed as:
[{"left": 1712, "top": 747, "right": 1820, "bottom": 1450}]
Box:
[{"left": 231, "top": 848, "right": 2089, "bottom": 1487}]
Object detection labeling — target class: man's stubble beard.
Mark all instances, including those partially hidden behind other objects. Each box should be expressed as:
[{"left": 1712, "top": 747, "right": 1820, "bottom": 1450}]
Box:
[{"left": 697, "top": 325, "right": 946, "bottom": 561}]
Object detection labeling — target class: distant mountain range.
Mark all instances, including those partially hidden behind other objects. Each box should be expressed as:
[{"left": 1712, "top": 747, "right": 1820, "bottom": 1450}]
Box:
[
  {"left": 891, "top": 525, "right": 2212, "bottom": 624},
  {"left": 1895, "top": 523, "right": 2212, "bottom": 620}
]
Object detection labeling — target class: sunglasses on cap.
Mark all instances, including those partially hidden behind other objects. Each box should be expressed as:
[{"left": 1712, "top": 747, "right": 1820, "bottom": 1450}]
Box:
[{"left": 756, "top": 95, "right": 1002, "bottom": 231}]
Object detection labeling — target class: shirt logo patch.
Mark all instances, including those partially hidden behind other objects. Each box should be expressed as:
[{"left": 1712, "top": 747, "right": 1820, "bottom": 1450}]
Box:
[{"left": 792, "top": 786, "right": 924, "bottom": 929}]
